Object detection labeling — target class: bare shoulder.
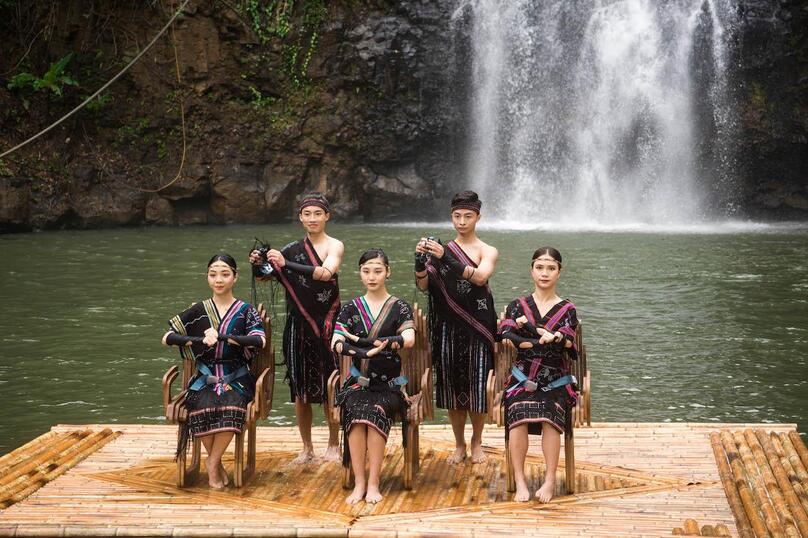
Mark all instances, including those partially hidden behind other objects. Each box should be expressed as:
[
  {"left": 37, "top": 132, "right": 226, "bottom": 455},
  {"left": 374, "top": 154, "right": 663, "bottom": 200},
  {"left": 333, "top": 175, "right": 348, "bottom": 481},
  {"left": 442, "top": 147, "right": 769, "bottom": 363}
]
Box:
[
  {"left": 480, "top": 241, "right": 499, "bottom": 260},
  {"left": 327, "top": 236, "right": 345, "bottom": 254}
]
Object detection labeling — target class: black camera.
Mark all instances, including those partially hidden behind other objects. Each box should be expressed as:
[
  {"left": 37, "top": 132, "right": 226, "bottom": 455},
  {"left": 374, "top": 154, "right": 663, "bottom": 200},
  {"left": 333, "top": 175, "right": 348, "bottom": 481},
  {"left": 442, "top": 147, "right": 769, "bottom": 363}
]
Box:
[
  {"left": 252, "top": 238, "right": 274, "bottom": 278},
  {"left": 415, "top": 236, "right": 441, "bottom": 264}
]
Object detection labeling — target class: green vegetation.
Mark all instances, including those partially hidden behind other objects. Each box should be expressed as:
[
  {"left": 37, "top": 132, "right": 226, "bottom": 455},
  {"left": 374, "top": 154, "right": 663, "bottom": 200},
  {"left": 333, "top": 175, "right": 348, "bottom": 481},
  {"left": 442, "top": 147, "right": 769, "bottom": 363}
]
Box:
[
  {"left": 85, "top": 92, "right": 113, "bottom": 112},
  {"left": 7, "top": 53, "right": 78, "bottom": 97},
  {"left": 233, "top": 0, "right": 328, "bottom": 88}
]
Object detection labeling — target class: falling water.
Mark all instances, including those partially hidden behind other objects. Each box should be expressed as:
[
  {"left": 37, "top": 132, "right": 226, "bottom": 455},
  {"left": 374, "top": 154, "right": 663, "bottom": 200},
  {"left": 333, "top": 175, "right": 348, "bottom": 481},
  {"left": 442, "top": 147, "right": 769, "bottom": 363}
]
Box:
[{"left": 455, "top": 0, "right": 738, "bottom": 227}]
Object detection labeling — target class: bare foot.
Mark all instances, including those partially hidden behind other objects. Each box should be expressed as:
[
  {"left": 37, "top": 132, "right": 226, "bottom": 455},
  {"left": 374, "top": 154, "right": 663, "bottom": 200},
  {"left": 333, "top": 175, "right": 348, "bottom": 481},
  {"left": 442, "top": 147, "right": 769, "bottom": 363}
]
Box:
[
  {"left": 365, "top": 486, "right": 383, "bottom": 504},
  {"left": 513, "top": 479, "right": 530, "bottom": 502},
  {"left": 205, "top": 458, "right": 224, "bottom": 489},
  {"left": 535, "top": 479, "right": 556, "bottom": 503},
  {"left": 470, "top": 441, "right": 488, "bottom": 464},
  {"left": 218, "top": 463, "right": 230, "bottom": 486},
  {"left": 322, "top": 444, "right": 341, "bottom": 462},
  {"left": 291, "top": 448, "right": 315, "bottom": 465},
  {"left": 447, "top": 443, "right": 467, "bottom": 464},
  {"left": 345, "top": 485, "right": 366, "bottom": 505}
]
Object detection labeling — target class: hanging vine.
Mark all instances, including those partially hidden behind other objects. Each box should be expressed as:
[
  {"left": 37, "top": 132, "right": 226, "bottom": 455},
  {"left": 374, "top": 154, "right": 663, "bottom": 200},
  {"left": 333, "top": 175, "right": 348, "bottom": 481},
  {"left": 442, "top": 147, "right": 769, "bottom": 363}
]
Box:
[{"left": 233, "top": 0, "right": 327, "bottom": 88}]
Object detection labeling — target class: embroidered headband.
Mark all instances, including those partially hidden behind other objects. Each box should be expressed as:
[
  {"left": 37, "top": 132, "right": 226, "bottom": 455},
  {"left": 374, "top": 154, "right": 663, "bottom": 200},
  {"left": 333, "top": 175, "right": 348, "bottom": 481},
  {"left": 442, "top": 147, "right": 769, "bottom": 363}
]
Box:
[
  {"left": 298, "top": 195, "right": 330, "bottom": 214},
  {"left": 451, "top": 200, "right": 482, "bottom": 213}
]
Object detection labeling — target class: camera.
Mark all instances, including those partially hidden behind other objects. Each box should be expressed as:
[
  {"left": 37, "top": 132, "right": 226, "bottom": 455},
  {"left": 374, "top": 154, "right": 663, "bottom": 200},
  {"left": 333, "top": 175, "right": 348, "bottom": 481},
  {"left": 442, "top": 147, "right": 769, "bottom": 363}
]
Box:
[
  {"left": 252, "top": 238, "right": 274, "bottom": 278},
  {"left": 415, "top": 236, "right": 441, "bottom": 264}
]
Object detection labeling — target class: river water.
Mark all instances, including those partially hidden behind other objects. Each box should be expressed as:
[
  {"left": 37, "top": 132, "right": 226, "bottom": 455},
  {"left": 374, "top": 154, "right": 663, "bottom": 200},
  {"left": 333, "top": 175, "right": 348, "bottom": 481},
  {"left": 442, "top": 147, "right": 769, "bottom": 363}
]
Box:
[{"left": 1, "top": 223, "right": 807, "bottom": 453}]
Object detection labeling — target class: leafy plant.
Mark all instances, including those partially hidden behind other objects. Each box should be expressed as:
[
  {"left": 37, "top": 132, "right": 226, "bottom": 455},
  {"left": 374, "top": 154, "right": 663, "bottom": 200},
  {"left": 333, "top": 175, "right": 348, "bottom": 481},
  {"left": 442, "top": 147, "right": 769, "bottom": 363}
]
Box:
[{"left": 8, "top": 53, "right": 78, "bottom": 97}]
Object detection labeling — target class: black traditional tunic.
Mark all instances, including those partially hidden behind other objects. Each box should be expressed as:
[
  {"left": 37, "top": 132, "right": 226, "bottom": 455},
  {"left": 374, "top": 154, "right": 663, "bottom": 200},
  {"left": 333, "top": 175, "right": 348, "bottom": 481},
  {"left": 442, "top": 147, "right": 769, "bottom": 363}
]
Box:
[
  {"left": 499, "top": 296, "right": 578, "bottom": 437},
  {"left": 426, "top": 240, "right": 496, "bottom": 413},
  {"left": 334, "top": 296, "right": 415, "bottom": 466},
  {"left": 271, "top": 238, "right": 341, "bottom": 404},
  {"left": 167, "top": 299, "right": 265, "bottom": 453}
]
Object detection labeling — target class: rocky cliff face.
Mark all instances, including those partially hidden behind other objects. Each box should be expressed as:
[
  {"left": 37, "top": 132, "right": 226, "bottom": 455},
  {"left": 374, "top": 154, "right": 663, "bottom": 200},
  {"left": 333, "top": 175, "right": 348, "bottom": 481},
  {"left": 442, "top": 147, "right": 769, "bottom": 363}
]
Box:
[
  {"left": 734, "top": 0, "right": 808, "bottom": 219},
  {"left": 0, "top": 0, "right": 806, "bottom": 232},
  {"left": 0, "top": 0, "right": 460, "bottom": 231}
]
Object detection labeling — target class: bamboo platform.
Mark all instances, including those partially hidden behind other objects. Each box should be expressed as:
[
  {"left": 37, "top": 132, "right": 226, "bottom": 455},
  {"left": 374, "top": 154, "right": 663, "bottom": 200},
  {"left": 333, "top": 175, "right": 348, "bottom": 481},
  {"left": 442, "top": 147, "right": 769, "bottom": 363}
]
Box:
[{"left": 0, "top": 422, "right": 803, "bottom": 537}]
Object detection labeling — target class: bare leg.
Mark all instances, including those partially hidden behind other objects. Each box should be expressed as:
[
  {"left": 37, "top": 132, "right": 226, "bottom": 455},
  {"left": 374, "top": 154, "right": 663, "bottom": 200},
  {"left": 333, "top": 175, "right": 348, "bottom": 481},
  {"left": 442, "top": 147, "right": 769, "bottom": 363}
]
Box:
[
  {"left": 535, "top": 426, "right": 560, "bottom": 503},
  {"left": 447, "top": 409, "right": 468, "bottom": 464},
  {"left": 205, "top": 432, "right": 234, "bottom": 489},
  {"left": 469, "top": 411, "right": 488, "bottom": 463},
  {"left": 292, "top": 401, "right": 315, "bottom": 464},
  {"left": 323, "top": 419, "right": 341, "bottom": 462},
  {"left": 509, "top": 425, "right": 530, "bottom": 502},
  {"left": 201, "top": 434, "right": 229, "bottom": 486},
  {"left": 365, "top": 427, "right": 386, "bottom": 503},
  {"left": 345, "top": 425, "right": 367, "bottom": 505},
  {"left": 200, "top": 435, "right": 219, "bottom": 488}
]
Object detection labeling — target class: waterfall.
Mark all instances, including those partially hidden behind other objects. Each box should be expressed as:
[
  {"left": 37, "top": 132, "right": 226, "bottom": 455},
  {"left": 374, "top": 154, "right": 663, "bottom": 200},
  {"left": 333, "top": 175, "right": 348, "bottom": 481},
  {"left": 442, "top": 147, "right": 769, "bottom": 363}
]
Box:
[{"left": 455, "top": 0, "right": 738, "bottom": 227}]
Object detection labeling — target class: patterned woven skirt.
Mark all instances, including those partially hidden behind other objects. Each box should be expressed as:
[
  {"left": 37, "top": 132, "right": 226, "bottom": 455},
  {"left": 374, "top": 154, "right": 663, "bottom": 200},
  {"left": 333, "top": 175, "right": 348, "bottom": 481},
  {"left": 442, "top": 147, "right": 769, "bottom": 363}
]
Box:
[
  {"left": 186, "top": 388, "right": 248, "bottom": 437},
  {"left": 432, "top": 319, "right": 493, "bottom": 413},
  {"left": 504, "top": 374, "right": 574, "bottom": 438},
  {"left": 337, "top": 383, "right": 407, "bottom": 466}
]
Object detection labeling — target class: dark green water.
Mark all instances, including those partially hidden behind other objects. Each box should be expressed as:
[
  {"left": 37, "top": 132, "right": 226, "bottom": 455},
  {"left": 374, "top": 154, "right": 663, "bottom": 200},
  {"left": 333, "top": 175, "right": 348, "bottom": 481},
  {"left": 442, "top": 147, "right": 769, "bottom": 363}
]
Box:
[{"left": 1, "top": 223, "right": 807, "bottom": 453}]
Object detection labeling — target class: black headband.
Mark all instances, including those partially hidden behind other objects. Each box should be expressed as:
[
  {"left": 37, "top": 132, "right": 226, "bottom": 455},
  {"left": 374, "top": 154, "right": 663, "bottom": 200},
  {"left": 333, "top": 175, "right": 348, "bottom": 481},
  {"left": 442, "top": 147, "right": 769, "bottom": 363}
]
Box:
[
  {"left": 299, "top": 196, "right": 330, "bottom": 214},
  {"left": 451, "top": 200, "right": 482, "bottom": 213}
]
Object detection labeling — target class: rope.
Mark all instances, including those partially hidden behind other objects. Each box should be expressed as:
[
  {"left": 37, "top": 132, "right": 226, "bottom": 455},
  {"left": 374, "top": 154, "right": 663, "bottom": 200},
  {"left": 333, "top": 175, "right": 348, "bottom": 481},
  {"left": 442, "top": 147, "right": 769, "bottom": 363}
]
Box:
[
  {"left": 0, "top": 0, "right": 192, "bottom": 161},
  {"left": 133, "top": 21, "right": 187, "bottom": 193}
]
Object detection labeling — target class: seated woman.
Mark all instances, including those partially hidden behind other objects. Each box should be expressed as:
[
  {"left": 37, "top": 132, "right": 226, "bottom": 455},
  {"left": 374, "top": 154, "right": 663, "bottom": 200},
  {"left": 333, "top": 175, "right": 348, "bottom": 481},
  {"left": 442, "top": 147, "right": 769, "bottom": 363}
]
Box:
[
  {"left": 498, "top": 247, "right": 578, "bottom": 503},
  {"left": 330, "top": 248, "right": 416, "bottom": 505},
  {"left": 162, "top": 253, "right": 266, "bottom": 489}
]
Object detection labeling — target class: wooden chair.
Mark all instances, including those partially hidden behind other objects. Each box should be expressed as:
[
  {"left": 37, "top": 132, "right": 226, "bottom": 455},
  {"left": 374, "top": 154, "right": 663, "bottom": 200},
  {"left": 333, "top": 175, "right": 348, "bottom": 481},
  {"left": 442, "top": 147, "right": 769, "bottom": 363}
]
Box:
[
  {"left": 162, "top": 303, "right": 275, "bottom": 487},
  {"left": 486, "top": 317, "right": 589, "bottom": 495},
  {"left": 326, "top": 303, "right": 433, "bottom": 490}
]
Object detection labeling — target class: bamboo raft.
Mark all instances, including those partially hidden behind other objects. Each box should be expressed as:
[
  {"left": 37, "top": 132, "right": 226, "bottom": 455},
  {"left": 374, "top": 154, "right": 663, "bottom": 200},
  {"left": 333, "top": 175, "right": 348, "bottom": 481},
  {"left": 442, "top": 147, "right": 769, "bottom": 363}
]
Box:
[{"left": 0, "top": 422, "right": 804, "bottom": 537}]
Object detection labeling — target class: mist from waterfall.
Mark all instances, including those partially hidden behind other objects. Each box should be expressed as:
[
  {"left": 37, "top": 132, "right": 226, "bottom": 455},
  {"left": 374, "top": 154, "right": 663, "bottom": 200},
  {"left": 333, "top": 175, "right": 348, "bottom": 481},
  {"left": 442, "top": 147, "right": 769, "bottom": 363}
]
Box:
[{"left": 454, "top": 0, "right": 738, "bottom": 227}]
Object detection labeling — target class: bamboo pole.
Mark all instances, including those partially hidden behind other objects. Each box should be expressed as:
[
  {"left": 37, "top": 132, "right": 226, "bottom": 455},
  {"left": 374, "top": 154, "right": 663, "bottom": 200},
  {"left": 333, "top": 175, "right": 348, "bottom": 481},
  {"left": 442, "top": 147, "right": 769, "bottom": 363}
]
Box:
[
  {"left": 0, "top": 430, "right": 92, "bottom": 488},
  {"left": 683, "top": 518, "right": 700, "bottom": 535},
  {"left": 720, "top": 430, "right": 769, "bottom": 537},
  {"left": 0, "top": 431, "right": 61, "bottom": 473},
  {"left": 782, "top": 434, "right": 808, "bottom": 483},
  {"left": 710, "top": 432, "right": 754, "bottom": 538},
  {"left": 755, "top": 429, "right": 808, "bottom": 537},
  {"left": 714, "top": 524, "right": 731, "bottom": 536},
  {"left": 772, "top": 432, "right": 808, "bottom": 517},
  {"left": 0, "top": 429, "right": 118, "bottom": 508},
  {"left": 789, "top": 432, "right": 808, "bottom": 472},
  {"left": 732, "top": 430, "right": 786, "bottom": 537},
  {"left": 744, "top": 429, "right": 800, "bottom": 537}
]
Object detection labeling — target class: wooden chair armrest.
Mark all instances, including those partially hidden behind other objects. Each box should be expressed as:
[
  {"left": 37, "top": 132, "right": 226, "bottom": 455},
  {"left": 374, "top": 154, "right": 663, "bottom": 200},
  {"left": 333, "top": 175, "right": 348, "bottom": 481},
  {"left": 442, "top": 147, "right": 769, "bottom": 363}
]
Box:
[
  {"left": 326, "top": 369, "right": 341, "bottom": 425},
  {"left": 162, "top": 365, "right": 179, "bottom": 415},
  {"left": 485, "top": 370, "right": 497, "bottom": 424},
  {"left": 419, "top": 367, "right": 433, "bottom": 421},
  {"left": 493, "top": 390, "right": 504, "bottom": 427},
  {"left": 406, "top": 392, "right": 423, "bottom": 423},
  {"left": 253, "top": 367, "right": 271, "bottom": 420}
]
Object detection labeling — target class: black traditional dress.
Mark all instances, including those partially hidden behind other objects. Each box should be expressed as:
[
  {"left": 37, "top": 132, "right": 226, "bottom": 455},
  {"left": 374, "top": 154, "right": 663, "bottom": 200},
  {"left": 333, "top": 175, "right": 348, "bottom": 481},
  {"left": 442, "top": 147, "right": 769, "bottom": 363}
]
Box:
[
  {"left": 334, "top": 296, "right": 415, "bottom": 466},
  {"left": 167, "top": 299, "right": 265, "bottom": 454},
  {"left": 426, "top": 241, "right": 496, "bottom": 413},
  {"left": 271, "top": 238, "right": 341, "bottom": 404},
  {"left": 498, "top": 296, "right": 578, "bottom": 437}
]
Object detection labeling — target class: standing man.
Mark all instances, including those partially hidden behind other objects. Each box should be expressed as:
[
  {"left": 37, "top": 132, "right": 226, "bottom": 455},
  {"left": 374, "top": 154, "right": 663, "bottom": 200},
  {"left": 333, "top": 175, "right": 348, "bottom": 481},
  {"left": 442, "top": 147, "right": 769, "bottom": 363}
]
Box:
[
  {"left": 414, "top": 190, "right": 498, "bottom": 463},
  {"left": 250, "top": 192, "right": 344, "bottom": 463}
]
